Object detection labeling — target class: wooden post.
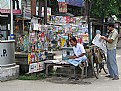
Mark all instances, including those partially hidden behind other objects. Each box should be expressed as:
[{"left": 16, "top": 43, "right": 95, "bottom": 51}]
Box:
[
  {"left": 38, "top": 0, "right": 44, "bottom": 24},
  {"left": 44, "top": 0, "right": 47, "bottom": 25},
  {"left": 31, "top": 0, "right": 36, "bottom": 18}
]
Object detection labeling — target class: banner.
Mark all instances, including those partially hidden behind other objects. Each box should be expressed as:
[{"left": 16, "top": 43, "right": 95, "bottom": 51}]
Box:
[
  {"left": 29, "top": 62, "right": 45, "bottom": 73},
  {"left": 23, "top": 6, "right": 31, "bottom": 19},
  {"left": 58, "top": 2, "right": 67, "bottom": 13},
  {"left": 66, "top": 0, "right": 84, "bottom": 7},
  {"left": 0, "top": 0, "right": 22, "bottom": 14},
  {"left": 41, "top": 7, "right": 51, "bottom": 17}
]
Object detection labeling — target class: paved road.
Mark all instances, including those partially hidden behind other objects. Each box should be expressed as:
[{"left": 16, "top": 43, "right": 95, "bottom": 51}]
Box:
[{"left": 0, "top": 43, "right": 121, "bottom": 91}]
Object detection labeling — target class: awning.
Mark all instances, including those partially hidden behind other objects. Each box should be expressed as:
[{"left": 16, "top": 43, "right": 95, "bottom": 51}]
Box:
[
  {"left": 0, "top": 14, "right": 8, "bottom": 17},
  {"left": 53, "top": 12, "right": 74, "bottom": 17},
  {"left": 57, "top": 0, "right": 84, "bottom": 7}
]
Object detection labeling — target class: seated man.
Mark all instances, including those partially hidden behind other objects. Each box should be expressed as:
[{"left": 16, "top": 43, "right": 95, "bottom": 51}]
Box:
[{"left": 67, "top": 36, "right": 87, "bottom": 67}]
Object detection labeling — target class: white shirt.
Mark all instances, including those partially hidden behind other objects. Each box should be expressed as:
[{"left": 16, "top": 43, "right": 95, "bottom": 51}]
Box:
[{"left": 73, "top": 43, "right": 86, "bottom": 60}]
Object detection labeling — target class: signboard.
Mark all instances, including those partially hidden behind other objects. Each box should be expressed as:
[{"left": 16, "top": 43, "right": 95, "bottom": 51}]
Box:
[
  {"left": 23, "top": 6, "right": 31, "bottom": 19},
  {"left": 51, "top": 16, "right": 75, "bottom": 24},
  {"left": 81, "top": 33, "right": 89, "bottom": 43},
  {"left": 58, "top": 2, "right": 67, "bottom": 13},
  {"left": 0, "top": 40, "right": 15, "bottom": 65},
  {"left": 29, "top": 62, "right": 45, "bottom": 73},
  {"left": 41, "top": 7, "right": 51, "bottom": 17},
  {"left": 0, "top": 0, "right": 22, "bottom": 14},
  {"left": 36, "top": 7, "right": 51, "bottom": 17}
]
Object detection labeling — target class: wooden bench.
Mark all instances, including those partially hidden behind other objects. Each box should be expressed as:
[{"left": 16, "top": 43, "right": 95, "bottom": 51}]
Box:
[{"left": 44, "top": 61, "right": 88, "bottom": 80}]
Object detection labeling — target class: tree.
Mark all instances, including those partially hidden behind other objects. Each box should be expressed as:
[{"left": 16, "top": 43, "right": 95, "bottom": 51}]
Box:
[{"left": 90, "top": 0, "right": 121, "bottom": 19}]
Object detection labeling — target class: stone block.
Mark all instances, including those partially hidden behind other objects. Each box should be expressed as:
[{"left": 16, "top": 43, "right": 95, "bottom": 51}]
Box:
[{"left": 0, "top": 65, "right": 19, "bottom": 82}]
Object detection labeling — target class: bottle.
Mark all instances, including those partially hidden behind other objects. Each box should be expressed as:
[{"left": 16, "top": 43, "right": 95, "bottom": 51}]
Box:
[
  {"left": 28, "top": 53, "right": 31, "bottom": 64},
  {"left": 31, "top": 53, "right": 35, "bottom": 62}
]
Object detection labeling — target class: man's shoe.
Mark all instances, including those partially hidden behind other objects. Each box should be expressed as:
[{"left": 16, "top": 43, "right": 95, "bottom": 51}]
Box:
[
  {"left": 105, "top": 75, "right": 112, "bottom": 78},
  {"left": 112, "top": 77, "right": 119, "bottom": 80}
]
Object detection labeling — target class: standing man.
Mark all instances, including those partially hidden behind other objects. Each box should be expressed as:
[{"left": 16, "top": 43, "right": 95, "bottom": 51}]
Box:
[{"left": 100, "top": 23, "right": 119, "bottom": 80}]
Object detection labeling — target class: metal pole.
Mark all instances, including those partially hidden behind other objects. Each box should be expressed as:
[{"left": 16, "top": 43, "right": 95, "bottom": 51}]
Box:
[
  {"left": 38, "top": 0, "right": 44, "bottom": 24},
  {"left": 10, "top": 0, "right": 14, "bottom": 40},
  {"left": 23, "top": 19, "right": 24, "bottom": 34},
  {"left": 87, "top": 0, "right": 91, "bottom": 45}
]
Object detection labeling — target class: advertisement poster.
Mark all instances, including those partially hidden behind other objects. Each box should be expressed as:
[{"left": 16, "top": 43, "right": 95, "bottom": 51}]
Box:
[
  {"left": 23, "top": 6, "right": 31, "bottom": 19},
  {"left": 61, "top": 38, "right": 66, "bottom": 47},
  {"left": 58, "top": 2, "right": 67, "bottom": 13},
  {"left": 37, "top": 62, "right": 45, "bottom": 72},
  {"left": 0, "top": 0, "right": 21, "bottom": 14},
  {"left": 51, "top": 16, "right": 75, "bottom": 24},
  {"left": 29, "top": 62, "right": 44, "bottom": 73},
  {"left": 61, "top": 36, "right": 68, "bottom": 47},
  {"left": 54, "top": 16, "right": 66, "bottom": 24},
  {"left": 41, "top": 7, "right": 51, "bottom": 17},
  {"left": 82, "top": 33, "right": 89, "bottom": 43},
  {"left": 29, "top": 63, "right": 35, "bottom": 73}
]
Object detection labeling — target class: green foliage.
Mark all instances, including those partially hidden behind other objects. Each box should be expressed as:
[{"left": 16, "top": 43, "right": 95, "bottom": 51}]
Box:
[
  {"left": 18, "top": 73, "right": 46, "bottom": 80},
  {"left": 90, "top": 0, "right": 121, "bottom": 18}
]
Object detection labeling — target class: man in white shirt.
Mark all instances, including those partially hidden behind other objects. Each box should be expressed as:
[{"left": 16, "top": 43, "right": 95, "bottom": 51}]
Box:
[{"left": 68, "top": 36, "right": 87, "bottom": 66}]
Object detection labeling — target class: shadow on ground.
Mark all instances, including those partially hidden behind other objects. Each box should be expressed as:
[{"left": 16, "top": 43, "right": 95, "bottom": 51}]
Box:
[{"left": 46, "top": 77, "right": 91, "bottom": 85}]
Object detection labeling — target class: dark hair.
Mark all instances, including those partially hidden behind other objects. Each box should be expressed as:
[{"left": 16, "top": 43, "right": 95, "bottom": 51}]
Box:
[
  {"left": 1, "top": 34, "right": 3, "bottom": 37},
  {"left": 108, "top": 23, "right": 114, "bottom": 28},
  {"left": 70, "top": 36, "right": 77, "bottom": 42}
]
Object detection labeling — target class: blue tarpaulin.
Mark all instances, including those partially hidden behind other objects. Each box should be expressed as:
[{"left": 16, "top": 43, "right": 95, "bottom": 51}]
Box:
[
  {"left": 66, "top": 0, "right": 84, "bottom": 7},
  {"left": 57, "top": 0, "right": 84, "bottom": 7},
  {"left": 57, "top": 0, "right": 66, "bottom": 2}
]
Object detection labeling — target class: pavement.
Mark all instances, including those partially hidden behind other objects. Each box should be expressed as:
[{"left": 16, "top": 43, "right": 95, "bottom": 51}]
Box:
[
  {"left": 117, "top": 38, "right": 121, "bottom": 48},
  {"left": 0, "top": 41, "right": 121, "bottom": 91}
]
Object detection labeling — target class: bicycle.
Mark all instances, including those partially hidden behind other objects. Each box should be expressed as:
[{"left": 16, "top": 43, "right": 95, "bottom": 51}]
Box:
[{"left": 86, "top": 45, "right": 108, "bottom": 79}]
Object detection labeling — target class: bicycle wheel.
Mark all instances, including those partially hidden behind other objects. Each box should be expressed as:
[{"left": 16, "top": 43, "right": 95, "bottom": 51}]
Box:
[
  {"left": 90, "top": 54, "right": 100, "bottom": 79},
  {"left": 99, "top": 50, "right": 108, "bottom": 74}
]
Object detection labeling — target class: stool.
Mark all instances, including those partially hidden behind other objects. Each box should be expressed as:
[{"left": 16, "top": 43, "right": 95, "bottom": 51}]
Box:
[{"left": 69, "top": 61, "right": 88, "bottom": 81}]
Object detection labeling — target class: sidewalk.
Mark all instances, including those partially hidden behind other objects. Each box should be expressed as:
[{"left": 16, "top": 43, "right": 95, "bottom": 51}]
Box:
[{"left": 117, "top": 39, "right": 121, "bottom": 48}]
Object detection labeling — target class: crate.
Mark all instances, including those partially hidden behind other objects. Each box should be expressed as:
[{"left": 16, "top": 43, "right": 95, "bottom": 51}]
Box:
[{"left": 62, "top": 47, "right": 74, "bottom": 60}]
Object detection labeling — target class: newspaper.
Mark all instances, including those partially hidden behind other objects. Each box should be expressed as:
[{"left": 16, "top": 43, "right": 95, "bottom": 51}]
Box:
[
  {"left": 92, "top": 34, "right": 107, "bottom": 53},
  {"left": 67, "top": 59, "right": 82, "bottom": 66}
]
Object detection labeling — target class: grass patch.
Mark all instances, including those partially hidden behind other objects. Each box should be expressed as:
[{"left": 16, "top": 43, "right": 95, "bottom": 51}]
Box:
[{"left": 18, "top": 73, "right": 46, "bottom": 80}]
